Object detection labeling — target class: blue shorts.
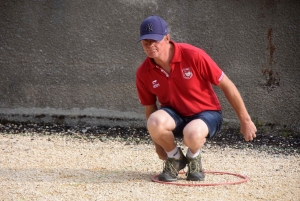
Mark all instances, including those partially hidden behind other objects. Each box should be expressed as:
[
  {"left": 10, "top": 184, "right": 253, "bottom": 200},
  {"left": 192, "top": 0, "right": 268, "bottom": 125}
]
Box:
[{"left": 160, "top": 107, "right": 223, "bottom": 138}]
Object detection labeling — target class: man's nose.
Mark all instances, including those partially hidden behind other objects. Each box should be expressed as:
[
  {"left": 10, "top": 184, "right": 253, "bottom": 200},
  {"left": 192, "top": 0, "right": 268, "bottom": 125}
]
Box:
[{"left": 144, "top": 39, "right": 154, "bottom": 45}]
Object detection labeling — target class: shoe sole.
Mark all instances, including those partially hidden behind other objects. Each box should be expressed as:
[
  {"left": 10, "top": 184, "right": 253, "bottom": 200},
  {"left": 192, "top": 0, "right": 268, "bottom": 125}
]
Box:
[
  {"left": 158, "top": 161, "right": 187, "bottom": 182},
  {"left": 187, "top": 173, "right": 205, "bottom": 181},
  {"left": 157, "top": 176, "right": 177, "bottom": 182}
]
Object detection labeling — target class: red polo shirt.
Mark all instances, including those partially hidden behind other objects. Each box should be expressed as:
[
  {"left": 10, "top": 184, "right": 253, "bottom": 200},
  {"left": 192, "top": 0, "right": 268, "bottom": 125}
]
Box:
[{"left": 136, "top": 41, "right": 224, "bottom": 116}]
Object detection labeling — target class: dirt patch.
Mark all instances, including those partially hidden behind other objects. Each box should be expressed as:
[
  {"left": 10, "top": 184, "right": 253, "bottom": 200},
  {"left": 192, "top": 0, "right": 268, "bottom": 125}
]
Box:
[{"left": 0, "top": 123, "right": 299, "bottom": 155}]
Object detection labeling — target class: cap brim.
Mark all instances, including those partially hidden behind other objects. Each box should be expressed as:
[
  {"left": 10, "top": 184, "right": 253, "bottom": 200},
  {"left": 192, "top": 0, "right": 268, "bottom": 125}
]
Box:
[{"left": 137, "top": 34, "right": 165, "bottom": 43}]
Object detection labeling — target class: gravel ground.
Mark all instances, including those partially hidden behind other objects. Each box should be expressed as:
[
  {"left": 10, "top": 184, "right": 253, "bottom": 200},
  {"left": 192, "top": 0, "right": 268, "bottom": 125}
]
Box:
[
  {"left": 0, "top": 122, "right": 299, "bottom": 155},
  {"left": 0, "top": 123, "right": 299, "bottom": 201}
]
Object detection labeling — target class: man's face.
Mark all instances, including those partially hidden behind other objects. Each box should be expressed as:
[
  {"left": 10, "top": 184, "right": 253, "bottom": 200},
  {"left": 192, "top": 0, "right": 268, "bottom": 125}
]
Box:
[{"left": 141, "top": 35, "right": 169, "bottom": 59}]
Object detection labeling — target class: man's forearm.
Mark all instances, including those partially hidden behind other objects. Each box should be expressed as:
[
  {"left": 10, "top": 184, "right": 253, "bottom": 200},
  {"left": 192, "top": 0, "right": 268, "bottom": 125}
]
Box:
[
  {"left": 218, "top": 74, "right": 257, "bottom": 141},
  {"left": 225, "top": 85, "right": 250, "bottom": 122},
  {"left": 218, "top": 75, "right": 251, "bottom": 123}
]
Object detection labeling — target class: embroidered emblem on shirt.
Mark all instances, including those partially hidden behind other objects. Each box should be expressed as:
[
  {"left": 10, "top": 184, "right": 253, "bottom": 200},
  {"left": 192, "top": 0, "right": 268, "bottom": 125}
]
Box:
[
  {"left": 152, "top": 80, "right": 160, "bottom": 88},
  {"left": 182, "top": 68, "right": 193, "bottom": 79}
]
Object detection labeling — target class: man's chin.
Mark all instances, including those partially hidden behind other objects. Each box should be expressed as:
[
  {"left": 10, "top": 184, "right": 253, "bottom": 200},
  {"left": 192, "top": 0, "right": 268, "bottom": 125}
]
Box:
[{"left": 147, "top": 53, "right": 158, "bottom": 58}]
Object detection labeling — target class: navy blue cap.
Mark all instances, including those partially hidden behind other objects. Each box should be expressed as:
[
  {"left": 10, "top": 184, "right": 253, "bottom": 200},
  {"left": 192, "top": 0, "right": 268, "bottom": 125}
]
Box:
[{"left": 137, "top": 15, "right": 168, "bottom": 42}]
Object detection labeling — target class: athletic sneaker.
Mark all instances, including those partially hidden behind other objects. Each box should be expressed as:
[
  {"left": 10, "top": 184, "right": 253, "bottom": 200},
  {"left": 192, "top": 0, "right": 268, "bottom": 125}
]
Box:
[
  {"left": 158, "top": 148, "right": 188, "bottom": 182},
  {"left": 186, "top": 153, "right": 205, "bottom": 181}
]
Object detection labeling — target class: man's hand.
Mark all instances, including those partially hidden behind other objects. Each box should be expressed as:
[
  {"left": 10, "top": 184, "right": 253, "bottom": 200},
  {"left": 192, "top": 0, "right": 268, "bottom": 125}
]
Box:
[{"left": 240, "top": 120, "right": 257, "bottom": 141}]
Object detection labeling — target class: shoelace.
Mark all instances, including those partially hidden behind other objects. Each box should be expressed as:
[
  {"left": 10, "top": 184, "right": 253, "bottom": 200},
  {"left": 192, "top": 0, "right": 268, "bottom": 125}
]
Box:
[
  {"left": 162, "top": 159, "right": 178, "bottom": 177},
  {"left": 188, "top": 158, "right": 199, "bottom": 174}
]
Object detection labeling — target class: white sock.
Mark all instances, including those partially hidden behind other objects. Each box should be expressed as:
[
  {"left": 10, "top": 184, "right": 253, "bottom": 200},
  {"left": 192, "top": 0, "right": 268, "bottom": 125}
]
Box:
[
  {"left": 187, "top": 148, "right": 200, "bottom": 159},
  {"left": 166, "top": 147, "right": 180, "bottom": 159}
]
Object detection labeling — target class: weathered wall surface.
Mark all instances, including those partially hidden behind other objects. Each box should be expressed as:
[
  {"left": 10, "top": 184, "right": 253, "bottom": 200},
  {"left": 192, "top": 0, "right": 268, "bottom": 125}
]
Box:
[{"left": 0, "top": 0, "right": 299, "bottom": 129}]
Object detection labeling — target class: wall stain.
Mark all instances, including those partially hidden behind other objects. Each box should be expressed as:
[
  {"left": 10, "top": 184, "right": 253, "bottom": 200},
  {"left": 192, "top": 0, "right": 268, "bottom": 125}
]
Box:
[
  {"left": 262, "top": 28, "right": 280, "bottom": 90},
  {"left": 267, "top": 28, "right": 276, "bottom": 66}
]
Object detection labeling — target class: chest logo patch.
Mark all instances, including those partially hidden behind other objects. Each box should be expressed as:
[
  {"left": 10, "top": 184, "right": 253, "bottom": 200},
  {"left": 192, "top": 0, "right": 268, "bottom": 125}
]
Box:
[
  {"left": 152, "top": 80, "right": 160, "bottom": 88},
  {"left": 182, "top": 68, "right": 193, "bottom": 79}
]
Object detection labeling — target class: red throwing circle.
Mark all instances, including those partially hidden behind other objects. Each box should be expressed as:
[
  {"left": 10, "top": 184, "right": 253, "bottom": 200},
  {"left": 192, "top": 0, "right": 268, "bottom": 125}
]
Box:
[{"left": 151, "top": 171, "right": 249, "bottom": 186}]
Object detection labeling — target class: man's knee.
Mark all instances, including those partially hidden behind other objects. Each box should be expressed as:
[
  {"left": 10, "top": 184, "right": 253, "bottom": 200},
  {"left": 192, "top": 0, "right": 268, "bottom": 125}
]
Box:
[
  {"left": 147, "top": 112, "right": 162, "bottom": 129},
  {"left": 147, "top": 110, "right": 175, "bottom": 136},
  {"left": 183, "top": 130, "right": 206, "bottom": 143},
  {"left": 183, "top": 120, "right": 208, "bottom": 143}
]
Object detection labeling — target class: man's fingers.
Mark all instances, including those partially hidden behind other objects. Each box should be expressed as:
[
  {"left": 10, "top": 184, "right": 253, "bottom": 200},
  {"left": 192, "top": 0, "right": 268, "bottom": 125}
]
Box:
[{"left": 244, "top": 132, "right": 256, "bottom": 141}]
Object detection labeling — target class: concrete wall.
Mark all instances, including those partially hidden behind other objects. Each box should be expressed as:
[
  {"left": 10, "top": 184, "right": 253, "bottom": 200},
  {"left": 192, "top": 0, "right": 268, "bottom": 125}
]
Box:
[{"left": 1, "top": 0, "right": 299, "bottom": 129}]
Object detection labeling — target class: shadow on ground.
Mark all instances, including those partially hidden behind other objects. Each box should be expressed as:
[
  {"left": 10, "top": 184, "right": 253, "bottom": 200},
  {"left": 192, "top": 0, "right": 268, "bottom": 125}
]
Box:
[{"left": 0, "top": 167, "right": 153, "bottom": 184}]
